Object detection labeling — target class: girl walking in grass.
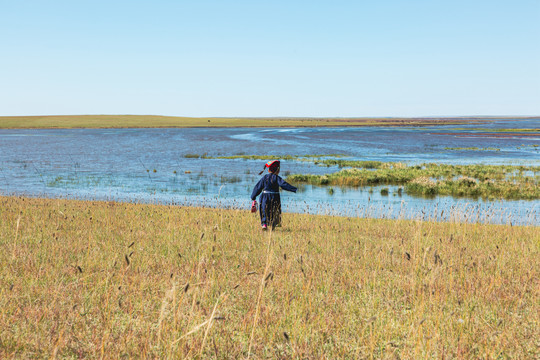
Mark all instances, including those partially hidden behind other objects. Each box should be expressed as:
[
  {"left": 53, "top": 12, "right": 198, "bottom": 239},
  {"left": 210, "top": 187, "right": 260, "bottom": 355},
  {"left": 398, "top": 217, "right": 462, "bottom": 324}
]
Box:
[{"left": 251, "top": 160, "right": 297, "bottom": 230}]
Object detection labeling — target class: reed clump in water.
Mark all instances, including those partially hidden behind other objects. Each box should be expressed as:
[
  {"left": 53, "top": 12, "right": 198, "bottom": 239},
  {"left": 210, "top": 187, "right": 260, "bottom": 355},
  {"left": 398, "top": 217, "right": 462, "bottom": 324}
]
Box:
[
  {"left": 0, "top": 196, "right": 538, "bottom": 358},
  {"left": 406, "top": 176, "right": 539, "bottom": 199},
  {"left": 444, "top": 147, "right": 501, "bottom": 151},
  {"left": 209, "top": 154, "right": 344, "bottom": 162},
  {"left": 288, "top": 163, "right": 540, "bottom": 200}
]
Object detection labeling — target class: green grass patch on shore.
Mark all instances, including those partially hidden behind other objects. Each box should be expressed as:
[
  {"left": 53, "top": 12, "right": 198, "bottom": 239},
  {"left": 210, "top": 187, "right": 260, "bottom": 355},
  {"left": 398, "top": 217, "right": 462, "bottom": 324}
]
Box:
[
  {"left": 287, "top": 163, "right": 540, "bottom": 200},
  {"left": 0, "top": 196, "right": 538, "bottom": 358}
]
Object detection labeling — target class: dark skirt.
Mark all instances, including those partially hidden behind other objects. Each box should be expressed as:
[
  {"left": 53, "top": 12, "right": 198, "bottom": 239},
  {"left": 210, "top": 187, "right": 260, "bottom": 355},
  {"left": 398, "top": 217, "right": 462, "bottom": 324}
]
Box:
[{"left": 259, "top": 193, "right": 281, "bottom": 228}]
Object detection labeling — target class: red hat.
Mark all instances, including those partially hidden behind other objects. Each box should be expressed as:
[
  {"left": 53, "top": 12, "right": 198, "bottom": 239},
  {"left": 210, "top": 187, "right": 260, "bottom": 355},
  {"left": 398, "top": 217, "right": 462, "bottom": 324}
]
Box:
[
  {"left": 266, "top": 160, "right": 280, "bottom": 172},
  {"left": 259, "top": 160, "right": 280, "bottom": 175}
]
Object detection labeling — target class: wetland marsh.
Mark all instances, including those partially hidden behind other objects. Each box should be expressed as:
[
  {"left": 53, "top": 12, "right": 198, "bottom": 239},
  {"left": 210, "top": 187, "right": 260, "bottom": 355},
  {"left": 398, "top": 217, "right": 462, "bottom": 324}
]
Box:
[
  {"left": 1, "top": 118, "right": 539, "bottom": 358},
  {"left": 0, "top": 117, "right": 538, "bottom": 224}
]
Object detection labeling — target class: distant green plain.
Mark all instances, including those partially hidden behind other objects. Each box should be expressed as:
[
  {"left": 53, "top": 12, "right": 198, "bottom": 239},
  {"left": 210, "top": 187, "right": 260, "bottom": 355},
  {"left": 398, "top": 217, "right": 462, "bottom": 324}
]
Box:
[{"left": 0, "top": 115, "right": 504, "bottom": 129}]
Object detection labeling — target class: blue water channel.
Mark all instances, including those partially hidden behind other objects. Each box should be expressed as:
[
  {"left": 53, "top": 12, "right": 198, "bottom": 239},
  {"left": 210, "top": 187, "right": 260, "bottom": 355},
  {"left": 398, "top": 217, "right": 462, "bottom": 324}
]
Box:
[{"left": 1, "top": 118, "right": 539, "bottom": 225}]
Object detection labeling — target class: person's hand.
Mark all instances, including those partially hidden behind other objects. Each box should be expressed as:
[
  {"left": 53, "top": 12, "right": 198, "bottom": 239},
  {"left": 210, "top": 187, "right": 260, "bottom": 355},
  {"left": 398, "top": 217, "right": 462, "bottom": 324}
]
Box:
[{"left": 250, "top": 200, "right": 257, "bottom": 213}]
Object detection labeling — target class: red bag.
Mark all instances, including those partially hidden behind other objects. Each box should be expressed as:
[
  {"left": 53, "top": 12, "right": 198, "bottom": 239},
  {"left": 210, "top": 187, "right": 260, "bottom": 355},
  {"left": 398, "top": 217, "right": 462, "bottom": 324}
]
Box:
[{"left": 250, "top": 200, "right": 258, "bottom": 213}]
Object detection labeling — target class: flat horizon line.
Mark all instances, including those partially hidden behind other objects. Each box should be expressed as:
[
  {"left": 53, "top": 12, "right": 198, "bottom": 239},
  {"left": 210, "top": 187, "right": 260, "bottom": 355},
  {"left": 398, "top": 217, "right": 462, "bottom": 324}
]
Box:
[{"left": 2, "top": 114, "right": 539, "bottom": 119}]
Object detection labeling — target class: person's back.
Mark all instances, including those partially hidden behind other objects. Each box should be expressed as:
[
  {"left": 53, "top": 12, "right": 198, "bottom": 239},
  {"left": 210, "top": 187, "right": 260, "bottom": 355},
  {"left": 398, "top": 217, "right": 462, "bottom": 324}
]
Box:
[
  {"left": 259, "top": 173, "right": 283, "bottom": 192},
  {"left": 251, "top": 160, "right": 297, "bottom": 230}
]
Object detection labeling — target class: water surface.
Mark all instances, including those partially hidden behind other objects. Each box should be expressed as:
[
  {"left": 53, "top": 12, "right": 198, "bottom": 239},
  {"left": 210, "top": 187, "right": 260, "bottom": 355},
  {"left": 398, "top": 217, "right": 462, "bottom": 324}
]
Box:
[{"left": 1, "top": 118, "right": 538, "bottom": 225}]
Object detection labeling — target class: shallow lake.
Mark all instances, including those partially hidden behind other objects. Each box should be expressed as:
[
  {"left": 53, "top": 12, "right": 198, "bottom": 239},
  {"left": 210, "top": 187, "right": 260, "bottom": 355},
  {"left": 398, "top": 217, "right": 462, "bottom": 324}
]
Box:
[{"left": 1, "top": 118, "right": 538, "bottom": 225}]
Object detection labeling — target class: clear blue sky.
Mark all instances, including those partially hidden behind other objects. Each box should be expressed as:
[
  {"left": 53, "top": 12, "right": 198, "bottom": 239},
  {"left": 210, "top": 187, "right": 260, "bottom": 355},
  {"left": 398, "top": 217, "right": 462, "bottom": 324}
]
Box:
[{"left": 1, "top": 0, "right": 539, "bottom": 117}]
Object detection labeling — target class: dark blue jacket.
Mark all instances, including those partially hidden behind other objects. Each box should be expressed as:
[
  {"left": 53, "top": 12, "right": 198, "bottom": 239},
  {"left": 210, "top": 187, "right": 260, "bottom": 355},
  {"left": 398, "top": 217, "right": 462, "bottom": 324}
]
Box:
[{"left": 251, "top": 173, "right": 297, "bottom": 200}]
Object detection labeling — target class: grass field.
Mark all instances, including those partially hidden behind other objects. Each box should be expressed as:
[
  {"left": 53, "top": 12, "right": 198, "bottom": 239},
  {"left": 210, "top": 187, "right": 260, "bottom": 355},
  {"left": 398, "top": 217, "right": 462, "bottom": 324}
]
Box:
[
  {"left": 1, "top": 196, "right": 538, "bottom": 358},
  {"left": 0, "top": 115, "right": 495, "bottom": 129}
]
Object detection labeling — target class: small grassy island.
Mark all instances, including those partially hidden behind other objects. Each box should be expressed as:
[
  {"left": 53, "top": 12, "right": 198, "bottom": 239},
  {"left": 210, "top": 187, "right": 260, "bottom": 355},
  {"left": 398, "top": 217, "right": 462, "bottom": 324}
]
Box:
[
  {"left": 191, "top": 155, "right": 540, "bottom": 200},
  {"left": 287, "top": 162, "right": 540, "bottom": 200}
]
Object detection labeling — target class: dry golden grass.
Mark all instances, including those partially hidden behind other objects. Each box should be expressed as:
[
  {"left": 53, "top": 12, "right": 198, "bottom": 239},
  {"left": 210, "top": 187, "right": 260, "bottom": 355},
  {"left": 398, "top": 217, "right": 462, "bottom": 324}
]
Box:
[
  {"left": 0, "top": 196, "right": 538, "bottom": 359},
  {"left": 0, "top": 115, "right": 488, "bottom": 129}
]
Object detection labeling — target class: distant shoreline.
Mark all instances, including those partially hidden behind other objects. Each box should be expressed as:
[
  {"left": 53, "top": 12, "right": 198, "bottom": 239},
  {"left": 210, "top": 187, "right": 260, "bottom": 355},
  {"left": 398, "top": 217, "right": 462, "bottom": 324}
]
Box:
[{"left": 0, "top": 114, "right": 537, "bottom": 129}]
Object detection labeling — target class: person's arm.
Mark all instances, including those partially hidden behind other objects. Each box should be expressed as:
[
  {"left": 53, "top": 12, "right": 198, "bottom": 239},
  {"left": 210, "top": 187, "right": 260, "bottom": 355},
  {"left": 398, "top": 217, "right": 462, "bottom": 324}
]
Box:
[
  {"left": 251, "top": 178, "right": 264, "bottom": 200},
  {"left": 277, "top": 176, "right": 297, "bottom": 193}
]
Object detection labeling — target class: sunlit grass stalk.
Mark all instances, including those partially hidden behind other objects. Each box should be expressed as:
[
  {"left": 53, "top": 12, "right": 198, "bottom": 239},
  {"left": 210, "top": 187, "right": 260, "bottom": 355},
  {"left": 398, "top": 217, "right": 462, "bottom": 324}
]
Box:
[{"left": 248, "top": 231, "right": 274, "bottom": 357}]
